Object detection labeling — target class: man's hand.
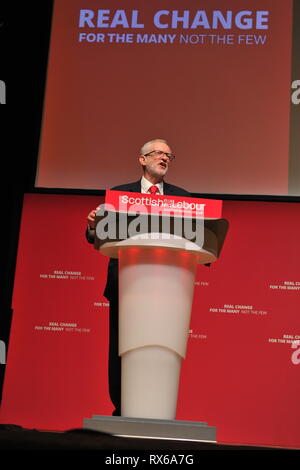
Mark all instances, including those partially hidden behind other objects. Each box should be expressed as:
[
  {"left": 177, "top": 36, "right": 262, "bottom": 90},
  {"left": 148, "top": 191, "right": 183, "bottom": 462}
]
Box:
[{"left": 87, "top": 206, "right": 100, "bottom": 229}]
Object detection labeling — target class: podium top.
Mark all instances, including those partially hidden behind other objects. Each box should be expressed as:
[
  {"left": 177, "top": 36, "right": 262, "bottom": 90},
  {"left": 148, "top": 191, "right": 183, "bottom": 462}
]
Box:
[
  {"left": 100, "top": 233, "right": 218, "bottom": 264},
  {"left": 94, "top": 191, "right": 229, "bottom": 262}
]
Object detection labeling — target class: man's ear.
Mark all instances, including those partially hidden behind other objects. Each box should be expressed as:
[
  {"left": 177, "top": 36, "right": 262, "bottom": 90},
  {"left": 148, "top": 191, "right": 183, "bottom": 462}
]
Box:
[{"left": 139, "top": 155, "right": 146, "bottom": 166}]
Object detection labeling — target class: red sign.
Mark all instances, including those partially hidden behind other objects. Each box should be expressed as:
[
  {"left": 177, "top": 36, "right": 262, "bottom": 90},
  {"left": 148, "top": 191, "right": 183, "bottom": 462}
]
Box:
[{"left": 105, "top": 190, "right": 223, "bottom": 219}]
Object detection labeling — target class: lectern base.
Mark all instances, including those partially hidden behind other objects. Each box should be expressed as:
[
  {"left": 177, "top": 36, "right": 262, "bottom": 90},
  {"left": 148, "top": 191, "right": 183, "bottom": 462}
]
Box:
[{"left": 83, "top": 416, "right": 216, "bottom": 442}]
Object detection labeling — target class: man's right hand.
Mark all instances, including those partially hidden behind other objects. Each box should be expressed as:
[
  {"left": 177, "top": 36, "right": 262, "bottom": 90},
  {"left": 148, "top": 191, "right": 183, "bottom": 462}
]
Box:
[{"left": 87, "top": 206, "right": 100, "bottom": 229}]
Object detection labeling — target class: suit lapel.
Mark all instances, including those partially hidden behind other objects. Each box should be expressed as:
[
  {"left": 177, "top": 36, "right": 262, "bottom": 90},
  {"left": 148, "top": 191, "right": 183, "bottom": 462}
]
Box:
[
  {"left": 163, "top": 182, "right": 175, "bottom": 195},
  {"left": 128, "top": 180, "right": 142, "bottom": 193}
]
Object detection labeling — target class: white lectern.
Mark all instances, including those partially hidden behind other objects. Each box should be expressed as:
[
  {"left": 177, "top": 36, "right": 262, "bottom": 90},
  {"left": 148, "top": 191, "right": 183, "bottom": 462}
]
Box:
[
  {"left": 101, "top": 233, "right": 218, "bottom": 420},
  {"left": 84, "top": 192, "right": 228, "bottom": 441}
]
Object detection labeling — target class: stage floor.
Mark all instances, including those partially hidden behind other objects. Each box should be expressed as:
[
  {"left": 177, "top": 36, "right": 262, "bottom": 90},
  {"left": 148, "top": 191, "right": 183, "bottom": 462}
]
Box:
[{"left": 0, "top": 424, "right": 296, "bottom": 453}]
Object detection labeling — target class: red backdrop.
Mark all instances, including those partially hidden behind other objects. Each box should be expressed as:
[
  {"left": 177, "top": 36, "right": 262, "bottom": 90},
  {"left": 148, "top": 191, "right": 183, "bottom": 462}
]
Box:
[
  {"left": 35, "top": 0, "right": 293, "bottom": 195},
  {"left": 0, "top": 193, "right": 299, "bottom": 448}
]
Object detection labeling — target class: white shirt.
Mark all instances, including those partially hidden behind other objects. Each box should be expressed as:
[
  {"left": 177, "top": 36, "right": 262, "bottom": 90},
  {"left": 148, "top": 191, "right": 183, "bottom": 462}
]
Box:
[{"left": 141, "top": 176, "right": 164, "bottom": 195}]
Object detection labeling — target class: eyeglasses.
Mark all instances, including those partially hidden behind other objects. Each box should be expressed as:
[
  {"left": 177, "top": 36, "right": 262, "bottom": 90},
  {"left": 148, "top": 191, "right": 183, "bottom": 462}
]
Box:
[{"left": 143, "top": 150, "right": 176, "bottom": 162}]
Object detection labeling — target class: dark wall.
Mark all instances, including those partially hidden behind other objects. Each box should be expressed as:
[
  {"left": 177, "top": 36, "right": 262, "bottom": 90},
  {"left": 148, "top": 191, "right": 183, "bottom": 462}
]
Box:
[{"left": 0, "top": 1, "right": 54, "bottom": 399}]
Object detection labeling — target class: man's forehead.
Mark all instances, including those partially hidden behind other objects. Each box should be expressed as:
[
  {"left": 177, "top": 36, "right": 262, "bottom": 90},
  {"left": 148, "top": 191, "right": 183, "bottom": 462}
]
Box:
[{"left": 150, "top": 141, "right": 171, "bottom": 150}]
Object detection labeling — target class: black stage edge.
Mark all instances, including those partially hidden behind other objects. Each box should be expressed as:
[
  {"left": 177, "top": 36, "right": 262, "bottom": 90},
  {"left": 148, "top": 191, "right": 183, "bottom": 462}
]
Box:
[{"left": 0, "top": 424, "right": 298, "bottom": 453}]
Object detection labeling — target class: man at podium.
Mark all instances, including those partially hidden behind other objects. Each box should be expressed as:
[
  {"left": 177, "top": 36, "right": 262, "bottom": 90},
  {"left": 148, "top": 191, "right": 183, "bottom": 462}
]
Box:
[{"left": 86, "top": 138, "right": 190, "bottom": 416}]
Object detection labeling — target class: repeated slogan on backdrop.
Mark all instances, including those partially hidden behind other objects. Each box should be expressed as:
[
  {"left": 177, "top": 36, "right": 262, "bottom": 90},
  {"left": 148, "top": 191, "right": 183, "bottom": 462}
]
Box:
[{"left": 0, "top": 194, "right": 299, "bottom": 448}]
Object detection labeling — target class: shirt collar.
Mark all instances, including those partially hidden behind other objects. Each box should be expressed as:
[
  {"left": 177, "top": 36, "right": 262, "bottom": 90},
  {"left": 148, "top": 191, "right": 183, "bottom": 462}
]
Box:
[{"left": 141, "top": 176, "right": 164, "bottom": 195}]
